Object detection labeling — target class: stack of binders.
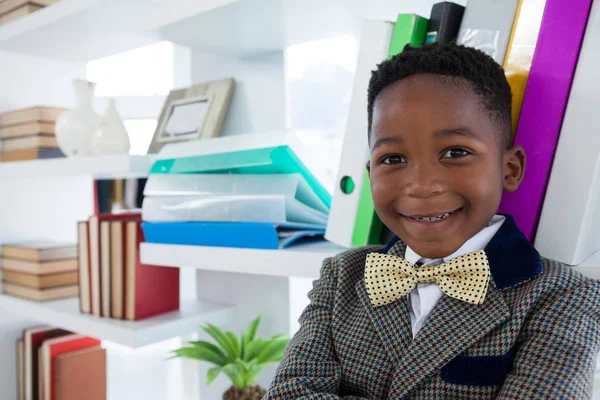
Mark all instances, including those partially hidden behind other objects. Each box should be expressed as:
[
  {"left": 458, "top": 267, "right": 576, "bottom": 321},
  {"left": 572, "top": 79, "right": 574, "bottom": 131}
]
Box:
[{"left": 142, "top": 132, "right": 331, "bottom": 250}]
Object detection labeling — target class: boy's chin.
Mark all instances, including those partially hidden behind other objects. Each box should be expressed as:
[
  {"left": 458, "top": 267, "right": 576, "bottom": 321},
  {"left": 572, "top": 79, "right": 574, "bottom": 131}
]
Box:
[
  {"left": 404, "top": 241, "right": 464, "bottom": 260},
  {"left": 396, "top": 226, "right": 468, "bottom": 259}
]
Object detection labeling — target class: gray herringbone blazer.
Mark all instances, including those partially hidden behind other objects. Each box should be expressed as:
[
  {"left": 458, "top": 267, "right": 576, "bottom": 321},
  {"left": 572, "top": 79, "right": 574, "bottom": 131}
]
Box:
[{"left": 264, "top": 216, "right": 600, "bottom": 399}]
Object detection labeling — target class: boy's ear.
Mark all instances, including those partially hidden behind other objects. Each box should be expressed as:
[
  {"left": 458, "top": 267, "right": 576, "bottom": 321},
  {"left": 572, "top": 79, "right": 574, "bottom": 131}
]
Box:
[
  {"left": 503, "top": 145, "right": 526, "bottom": 192},
  {"left": 366, "top": 161, "right": 371, "bottom": 178}
]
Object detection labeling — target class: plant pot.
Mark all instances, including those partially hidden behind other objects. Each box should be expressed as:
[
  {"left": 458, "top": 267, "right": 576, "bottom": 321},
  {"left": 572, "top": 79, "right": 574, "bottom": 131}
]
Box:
[{"left": 222, "top": 384, "right": 266, "bottom": 400}]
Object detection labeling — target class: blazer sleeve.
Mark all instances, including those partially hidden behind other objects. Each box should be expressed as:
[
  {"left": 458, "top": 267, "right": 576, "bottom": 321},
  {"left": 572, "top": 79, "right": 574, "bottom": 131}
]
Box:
[
  {"left": 264, "top": 256, "right": 367, "bottom": 399},
  {"left": 497, "top": 280, "right": 600, "bottom": 399}
]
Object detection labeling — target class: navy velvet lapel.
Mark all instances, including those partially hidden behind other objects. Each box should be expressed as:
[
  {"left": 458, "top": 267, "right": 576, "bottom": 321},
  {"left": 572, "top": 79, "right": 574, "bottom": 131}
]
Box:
[{"left": 484, "top": 214, "right": 543, "bottom": 288}]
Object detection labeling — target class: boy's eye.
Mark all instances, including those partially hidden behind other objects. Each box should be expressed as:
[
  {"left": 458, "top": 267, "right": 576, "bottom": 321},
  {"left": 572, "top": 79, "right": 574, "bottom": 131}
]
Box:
[
  {"left": 381, "top": 155, "right": 406, "bottom": 165},
  {"left": 442, "top": 148, "right": 470, "bottom": 158}
]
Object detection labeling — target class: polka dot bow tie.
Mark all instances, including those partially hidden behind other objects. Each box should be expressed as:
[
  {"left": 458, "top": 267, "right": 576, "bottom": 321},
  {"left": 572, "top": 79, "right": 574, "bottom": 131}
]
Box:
[{"left": 364, "top": 250, "right": 491, "bottom": 307}]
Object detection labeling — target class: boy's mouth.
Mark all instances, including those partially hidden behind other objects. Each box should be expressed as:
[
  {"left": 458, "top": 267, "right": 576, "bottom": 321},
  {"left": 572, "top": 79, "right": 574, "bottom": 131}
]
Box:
[{"left": 403, "top": 208, "right": 461, "bottom": 223}]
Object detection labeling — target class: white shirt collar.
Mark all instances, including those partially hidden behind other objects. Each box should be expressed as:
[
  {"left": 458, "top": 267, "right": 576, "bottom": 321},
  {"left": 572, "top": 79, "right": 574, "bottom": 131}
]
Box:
[{"left": 405, "top": 214, "right": 506, "bottom": 265}]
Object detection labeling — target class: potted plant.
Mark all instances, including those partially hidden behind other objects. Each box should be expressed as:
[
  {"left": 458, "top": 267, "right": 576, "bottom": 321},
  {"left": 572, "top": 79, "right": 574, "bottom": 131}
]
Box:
[{"left": 172, "top": 316, "right": 289, "bottom": 400}]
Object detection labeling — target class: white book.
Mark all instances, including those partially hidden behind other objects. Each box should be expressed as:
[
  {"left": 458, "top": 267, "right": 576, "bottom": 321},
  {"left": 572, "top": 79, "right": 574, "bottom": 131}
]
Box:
[
  {"left": 535, "top": 1, "right": 600, "bottom": 265},
  {"left": 325, "top": 20, "right": 393, "bottom": 248}
]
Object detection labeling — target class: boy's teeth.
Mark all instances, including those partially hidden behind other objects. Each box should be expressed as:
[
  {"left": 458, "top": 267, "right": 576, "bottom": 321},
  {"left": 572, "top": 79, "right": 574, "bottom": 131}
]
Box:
[{"left": 412, "top": 211, "right": 454, "bottom": 222}]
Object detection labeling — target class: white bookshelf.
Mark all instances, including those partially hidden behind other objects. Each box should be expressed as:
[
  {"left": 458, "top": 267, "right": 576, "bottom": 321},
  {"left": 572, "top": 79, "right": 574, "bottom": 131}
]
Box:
[
  {"left": 0, "top": 294, "right": 235, "bottom": 348},
  {"left": 141, "top": 241, "right": 600, "bottom": 281},
  {"left": 0, "top": 0, "right": 282, "bottom": 62},
  {"left": 0, "top": 154, "right": 155, "bottom": 180},
  {"left": 140, "top": 240, "right": 346, "bottom": 278}
]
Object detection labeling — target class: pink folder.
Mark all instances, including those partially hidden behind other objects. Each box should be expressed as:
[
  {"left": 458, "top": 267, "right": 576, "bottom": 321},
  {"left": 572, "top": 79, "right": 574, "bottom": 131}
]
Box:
[{"left": 498, "top": 0, "right": 593, "bottom": 241}]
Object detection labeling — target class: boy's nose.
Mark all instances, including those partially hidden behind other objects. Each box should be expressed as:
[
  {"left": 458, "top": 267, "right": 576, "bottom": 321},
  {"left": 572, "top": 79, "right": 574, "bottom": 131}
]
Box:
[{"left": 403, "top": 162, "right": 445, "bottom": 198}]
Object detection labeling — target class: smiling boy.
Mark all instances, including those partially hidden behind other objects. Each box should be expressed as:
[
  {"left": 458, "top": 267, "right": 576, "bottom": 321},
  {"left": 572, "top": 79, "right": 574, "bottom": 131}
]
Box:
[{"left": 264, "top": 43, "right": 600, "bottom": 399}]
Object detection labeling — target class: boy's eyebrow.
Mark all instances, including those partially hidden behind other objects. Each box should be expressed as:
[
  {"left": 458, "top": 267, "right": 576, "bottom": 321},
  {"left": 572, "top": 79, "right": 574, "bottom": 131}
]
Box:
[
  {"left": 434, "top": 128, "right": 482, "bottom": 141},
  {"left": 371, "top": 136, "right": 403, "bottom": 151}
]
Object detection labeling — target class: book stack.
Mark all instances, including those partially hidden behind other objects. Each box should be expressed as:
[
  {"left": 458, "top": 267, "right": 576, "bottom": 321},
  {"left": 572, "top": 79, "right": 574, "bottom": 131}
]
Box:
[
  {"left": 142, "top": 133, "right": 331, "bottom": 250},
  {"left": 17, "top": 327, "right": 105, "bottom": 400},
  {"left": 0, "top": 0, "right": 58, "bottom": 26},
  {"left": 78, "top": 212, "right": 179, "bottom": 320},
  {"left": 0, "top": 106, "right": 66, "bottom": 162},
  {"left": 1, "top": 242, "right": 78, "bottom": 302}
]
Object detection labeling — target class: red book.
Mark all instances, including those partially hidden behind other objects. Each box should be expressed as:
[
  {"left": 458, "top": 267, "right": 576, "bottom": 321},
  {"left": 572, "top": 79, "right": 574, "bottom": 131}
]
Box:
[
  {"left": 39, "top": 334, "right": 101, "bottom": 400},
  {"left": 54, "top": 347, "right": 106, "bottom": 400},
  {"left": 88, "top": 212, "right": 141, "bottom": 317},
  {"left": 125, "top": 221, "right": 180, "bottom": 320},
  {"left": 23, "top": 327, "right": 71, "bottom": 400}
]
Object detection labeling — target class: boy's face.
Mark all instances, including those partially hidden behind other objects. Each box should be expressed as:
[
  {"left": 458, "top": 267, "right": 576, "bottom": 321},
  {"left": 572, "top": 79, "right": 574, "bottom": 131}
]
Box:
[{"left": 368, "top": 74, "right": 525, "bottom": 259}]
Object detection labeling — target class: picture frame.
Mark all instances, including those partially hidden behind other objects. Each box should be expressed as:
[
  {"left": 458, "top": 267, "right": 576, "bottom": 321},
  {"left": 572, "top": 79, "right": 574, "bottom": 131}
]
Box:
[{"left": 148, "top": 77, "right": 235, "bottom": 153}]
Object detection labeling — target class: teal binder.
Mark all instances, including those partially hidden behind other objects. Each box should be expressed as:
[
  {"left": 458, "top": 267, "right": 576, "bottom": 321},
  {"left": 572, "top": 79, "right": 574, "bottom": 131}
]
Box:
[{"left": 150, "top": 145, "right": 331, "bottom": 209}]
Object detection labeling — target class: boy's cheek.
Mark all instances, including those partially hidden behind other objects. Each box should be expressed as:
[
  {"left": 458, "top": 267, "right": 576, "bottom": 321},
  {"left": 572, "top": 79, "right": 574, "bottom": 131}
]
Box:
[{"left": 370, "top": 179, "right": 397, "bottom": 215}]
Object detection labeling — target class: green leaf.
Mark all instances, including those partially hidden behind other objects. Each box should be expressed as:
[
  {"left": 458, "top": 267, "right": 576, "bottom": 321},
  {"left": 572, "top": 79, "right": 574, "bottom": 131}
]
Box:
[
  {"left": 236, "top": 358, "right": 257, "bottom": 372},
  {"left": 186, "top": 341, "right": 228, "bottom": 365},
  {"left": 244, "top": 338, "right": 270, "bottom": 362},
  {"left": 206, "top": 367, "right": 222, "bottom": 386},
  {"left": 246, "top": 364, "right": 266, "bottom": 386},
  {"left": 223, "top": 363, "right": 246, "bottom": 389},
  {"left": 201, "top": 324, "right": 238, "bottom": 361},
  {"left": 241, "top": 316, "right": 261, "bottom": 359},
  {"left": 226, "top": 332, "right": 242, "bottom": 359},
  {"left": 171, "top": 346, "right": 226, "bottom": 366},
  {"left": 270, "top": 334, "right": 287, "bottom": 340},
  {"left": 255, "top": 338, "right": 290, "bottom": 365},
  {"left": 241, "top": 317, "right": 261, "bottom": 360},
  {"left": 233, "top": 359, "right": 257, "bottom": 388}
]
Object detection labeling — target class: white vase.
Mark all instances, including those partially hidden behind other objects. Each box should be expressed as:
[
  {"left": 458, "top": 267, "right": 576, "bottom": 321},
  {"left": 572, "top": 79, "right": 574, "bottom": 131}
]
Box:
[
  {"left": 55, "top": 80, "right": 102, "bottom": 157},
  {"left": 92, "top": 98, "right": 130, "bottom": 155}
]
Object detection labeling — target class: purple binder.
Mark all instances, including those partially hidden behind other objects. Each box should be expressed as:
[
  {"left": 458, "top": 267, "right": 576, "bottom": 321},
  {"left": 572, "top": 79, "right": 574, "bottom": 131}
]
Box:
[{"left": 498, "top": 0, "right": 592, "bottom": 241}]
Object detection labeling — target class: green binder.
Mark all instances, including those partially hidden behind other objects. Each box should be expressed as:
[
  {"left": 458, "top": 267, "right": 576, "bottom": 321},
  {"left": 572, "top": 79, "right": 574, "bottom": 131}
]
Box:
[
  {"left": 352, "top": 14, "right": 428, "bottom": 248},
  {"left": 150, "top": 145, "right": 332, "bottom": 209}
]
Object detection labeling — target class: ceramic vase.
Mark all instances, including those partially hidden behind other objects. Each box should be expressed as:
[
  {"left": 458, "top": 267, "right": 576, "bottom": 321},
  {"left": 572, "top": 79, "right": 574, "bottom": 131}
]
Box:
[
  {"left": 92, "top": 98, "right": 130, "bottom": 155},
  {"left": 55, "top": 79, "right": 102, "bottom": 157}
]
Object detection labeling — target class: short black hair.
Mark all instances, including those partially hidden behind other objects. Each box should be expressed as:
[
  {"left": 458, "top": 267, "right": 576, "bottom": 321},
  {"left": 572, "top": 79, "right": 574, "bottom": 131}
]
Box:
[{"left": 367, "top": 42, "right": 512, "bottom": 149}]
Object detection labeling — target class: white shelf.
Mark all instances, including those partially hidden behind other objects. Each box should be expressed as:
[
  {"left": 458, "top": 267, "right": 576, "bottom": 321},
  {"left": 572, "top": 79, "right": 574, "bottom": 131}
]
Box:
[
  {"left": 573, "top": 250, "right": 600, "bottom": 280},
  {"left": 0, "top": 0, "right": 282, "bottom": 62},
  {"left": 140, "top": 240, "right": 600, "bottom": 281},
  {"left": 140, "top": 240, "right": 346, "bottom": 278},
  {"left": 0, "top": 154, "right": 155, "bottom": 180},
  {"left": 573, "top": 266, "right": 600, "bottom": 280},
  {"left": 0, "top": 294, "right": 235, "bottom": 347}
]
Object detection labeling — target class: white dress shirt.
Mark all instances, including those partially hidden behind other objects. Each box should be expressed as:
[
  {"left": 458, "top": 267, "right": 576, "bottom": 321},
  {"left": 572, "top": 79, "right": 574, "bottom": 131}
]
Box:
[{"left": 404, "top": 214, "right": 506, "bottom": 338}]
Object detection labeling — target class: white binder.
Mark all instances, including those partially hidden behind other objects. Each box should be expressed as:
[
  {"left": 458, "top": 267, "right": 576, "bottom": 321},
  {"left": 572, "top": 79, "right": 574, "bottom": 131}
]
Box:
[{"left": 325, "top": 20, "right": 393, "bottom": 248}]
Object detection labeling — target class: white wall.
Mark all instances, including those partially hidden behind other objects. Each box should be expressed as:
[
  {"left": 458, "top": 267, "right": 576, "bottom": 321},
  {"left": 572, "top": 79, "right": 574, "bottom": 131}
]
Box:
[
  {"left": 0, "top": 50, "right": 85, "bottom": 112},
  {"left": 283, "top": 0, "right": 467, "bottom": 134},
  {"left": 191, "top": 50, "right": 285, "bottom": 136},
  {"left": 0, "top": 50, "right": 88, "bottom": 399}
]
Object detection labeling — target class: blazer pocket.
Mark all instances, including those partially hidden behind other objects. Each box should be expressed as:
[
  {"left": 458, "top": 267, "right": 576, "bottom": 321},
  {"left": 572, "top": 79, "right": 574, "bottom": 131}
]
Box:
[{"left": 441, "top": 350, "right": 515, "bottom": 386}]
